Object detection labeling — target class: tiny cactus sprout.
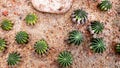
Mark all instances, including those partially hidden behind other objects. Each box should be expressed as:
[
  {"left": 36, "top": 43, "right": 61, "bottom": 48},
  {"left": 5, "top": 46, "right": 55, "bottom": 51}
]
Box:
[
  {"left": 90, "top": 38, "right": 106, "bottom": 53},
  {"left": 34, "top": 40, "right": 48, "bottom": 55},
  {"left": 68, "top": 30, "right": 83, "bottom": 45},
  {"left": 7, "top": 52, "right": 21, "bottom": 66},
  {"left": 0, "top": 38, "right": 6, "bottom": 52},
  {"left": 98, "top": 0, "right": 112, "bottom": 11},
  {"left": 1, "top": 19, "right": 13, "bottom": 31},
  {"left": 71, "top": 9, "right": 88, "bottom": 24},
  {"left": 25, "top": 13, "right": 38, "bottom": 25},
  {"left": 89, "top": 21, "right": 104, "bottom": 34},
  {"left": 58, "top": 51, "right": 73, "bottom": 67},
  {"left": 15, "top": 31, "right": 29, "bottom": 44},
  {"left": 115, "top": 43, "right": 120, "bottom": 53}
]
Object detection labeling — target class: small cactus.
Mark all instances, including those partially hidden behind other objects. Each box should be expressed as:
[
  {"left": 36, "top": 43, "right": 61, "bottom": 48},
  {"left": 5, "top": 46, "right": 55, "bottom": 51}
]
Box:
[
  {"left": 68, "top": 30, "right": 83, "bottom": 45},
  {"left": 115, "top": 43, "right": 120, "bottom": 53},
  {"left": 98, "top": 0, "right": 112, "bottom": 11},
  {"left": 90, "top": 38, "right": 106, "bottom": 53},
  {"left": 25, "top": 13, "right": 38, "bottom": 25},
  {"left": 7, "top": 52, "right": 21, "bottom": 66},
  {"left": 58, "top": 51, "right": 73, "bottom": 67},
  {"left": 15, "top": 31, "right": 29, "bottom": 44},
  {"left": 0, "top": 38, "right": 6, "bottom": 52},
  {"left": 34, "top": 40, "right": 48, "bottom": 55},
  {"left": 1, "top": 19, "right": 13, "bottom": 31},
  {"left": 89, "top": 21, "right": 104, "bottom": 34},
  {"left": 71, "top": 9, "right": 88, "bottom": 24}
]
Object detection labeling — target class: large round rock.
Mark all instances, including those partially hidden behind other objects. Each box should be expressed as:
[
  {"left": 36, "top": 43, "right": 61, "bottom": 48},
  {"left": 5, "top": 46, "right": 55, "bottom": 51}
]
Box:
[{"left": 31, "top": 0, "right": 73, "bottom": 14}]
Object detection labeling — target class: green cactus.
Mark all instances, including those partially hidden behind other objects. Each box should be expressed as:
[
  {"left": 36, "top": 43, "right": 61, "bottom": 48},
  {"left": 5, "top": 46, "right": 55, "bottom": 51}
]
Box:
[
  {"left": 34, "top": 40, "right": 48, "bottom": 55},
  {"left": 15, "top": 31, "right": 29, "bottom": 44},
  {"left": 0, "top": 38, "right": 6, "bottom": 52},
  {"left": 1, "top": 19, "right": 13, "bottom": 31},
  {"left": 98, "top": 0, "right": 112, "bottom": 11},
  {"left": 58, "top": 51, "right": 73, "bottom": 67},
  {"left": 68, "top": 30, "right": 83, "bottom": 45},
  {"left": 71, "top": 9, "right": 88, "bottom": 24},
  {"left": 25, "top": 13, "right": 38, "bottom": 25},
  {"left": 90, "top": 38, "right": 106, "bottom": 53},
  {"left": 89, "top": 21, "right": 104, "bottom": 34},
  {"left": 7, "top": 52, "right": 21, "bottom": 66},
  {"left": 115, "top": 43, "right": 120, "bottom": 53}
]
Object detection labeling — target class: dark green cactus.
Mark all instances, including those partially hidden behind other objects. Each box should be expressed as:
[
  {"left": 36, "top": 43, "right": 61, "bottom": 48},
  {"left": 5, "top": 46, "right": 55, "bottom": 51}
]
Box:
[
  {"left": 1, "top": 19, "right": 13, "bottom": 31},
  {"left": 115, "top": 43, "right": 120, "bottom": 53},
  {"left": 68, "top": 30, "right": 83, "bottom": 45},
  {"left": 0, "top": 38, "right": 6, "bottom": 52},
  {"left": 7, "top": 52, "right": 21, "bottom": 66},
  {"left": 15, "top": 31, "right": 29, "bottom": 44},
  {"left": 71, "top": 9, "right": 88, "bottom": 24},
  {"left": 90, "top": 38, "right": 106, "bottom": 53},
  {"left": 25, "top": 13, "right": 38, "bottom": 25},
  {"left": 58, "top": 51, "right": 73, "bottom": 67},
  {"left": 89, "top": 21, "right": 104, "bottom": 34},
  {"left": 34, "top": 40, "right": 48, "bottom": 55},
  {"left": 98, "top": 0, "right": 112, "bottom": 11}
]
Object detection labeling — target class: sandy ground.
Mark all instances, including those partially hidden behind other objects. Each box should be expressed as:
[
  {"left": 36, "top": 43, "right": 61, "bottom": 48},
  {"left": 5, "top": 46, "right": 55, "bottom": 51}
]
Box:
[{"left": 0, "top": 0, "right": 120, "bottom": 68}]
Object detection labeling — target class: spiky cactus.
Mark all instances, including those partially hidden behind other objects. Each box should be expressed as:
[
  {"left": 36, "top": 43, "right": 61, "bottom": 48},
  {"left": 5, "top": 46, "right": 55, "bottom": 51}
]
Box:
[
  {"left": 15, "top": 31, "right": 29, "bottom": 44},
  {"left": 1, "top": 19, "right": 13, "bottom": 31},
  {"left": 34, "top": 40, "right": 48, "bottom": 55},
  {"left": 58, "top": 51, "right": 73, "bottom": 67},
  {"left": 90, "top": 38, "right": 106, "bottom": 53},
  {"left": 7, "top": 52, "right": 21, "bottom": 66},
  {"left": 89, "top": 21, "right": 104, "bottom": 34},
  {"left": 68, "top": 30, "right": 83, "bottom": 45},
  {"left": 115, "top": 43, "right": 120, "bottom": 53},
  {"left": 0, "top": 38, "right": 6, "bottom": 52},
  {"left": 71, "top": 9, "right": 88, "bottom": 24},
  {"left": 98, "top": 0, "right": 112, "bottom": 11},
  {"left": 25, "top": 13, "right": 38, "bottom": 25}
]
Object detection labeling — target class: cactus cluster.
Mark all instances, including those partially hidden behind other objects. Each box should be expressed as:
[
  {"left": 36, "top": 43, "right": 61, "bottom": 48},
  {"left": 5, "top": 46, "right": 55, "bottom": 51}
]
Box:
[
  {"left": 58, "top": 51, "right": 73, "bottom": 67},
  {"left": 25, "top": 13, "right": 38, "bottom": 25},
  {"left": 90, "top": 38, "right": 106, "bottom": 53},
  {"left": 0, "top": 0, "right": 117, "bottom": 67},
  {"left": 88, "top": 21, "right": 105, "bottom": 53},
  {"left": 1, "top": 19, "right": 13, "bottom": 31},
  {"left": 34, "top": 40, "right": 48, "bottom": 55},
  {"left": 15, "top": 31, "right": 29, "bottom": 44},
  {"left": 7, "top": 52, "right": 21, "bottom": 66},
  {"left": 71, "top": 9, "right": 88, "bottom": 24},
  {"left": 68, "top": 30, "right": 83, "bottom": 45}
]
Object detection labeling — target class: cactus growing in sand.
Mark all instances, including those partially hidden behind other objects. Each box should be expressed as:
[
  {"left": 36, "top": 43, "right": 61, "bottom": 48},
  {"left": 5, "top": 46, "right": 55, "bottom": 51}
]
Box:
[
  {"left": 90, "top": 38, "right": 106, "bottom": 53},
  {"left": 71, "top": 9, "right": 88, "bottom": 24},
  {"left": 58, "top": 51, "right": 73, "bottom": 67},
  {"left": 1, "top": 19, "right": 13, "bottom": 31},
  {"left": 68, "top": 30, "right": 83, "bottom": 45}
]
